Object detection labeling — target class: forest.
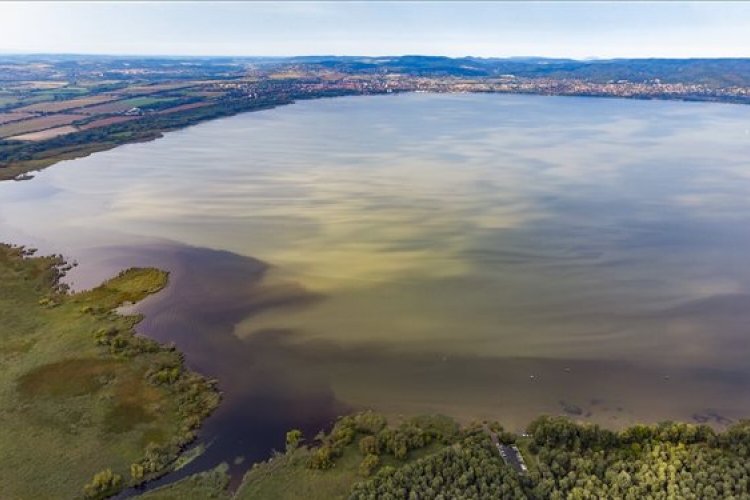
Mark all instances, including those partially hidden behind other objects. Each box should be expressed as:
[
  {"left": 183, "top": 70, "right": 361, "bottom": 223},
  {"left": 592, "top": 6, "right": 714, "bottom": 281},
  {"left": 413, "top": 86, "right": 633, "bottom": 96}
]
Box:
[{"left": 348, "top": 415, "right": 750, "bottom": 500}]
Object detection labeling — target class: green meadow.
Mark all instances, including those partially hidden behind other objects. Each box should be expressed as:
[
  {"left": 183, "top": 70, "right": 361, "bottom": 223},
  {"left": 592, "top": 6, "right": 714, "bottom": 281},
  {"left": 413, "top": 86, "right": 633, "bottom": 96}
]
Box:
[
  {"left": 134, "top": 465, "right": 232, "bottom": 500},
  {"left": 0, "top": 244, "right": 219, "bottom": 500}
]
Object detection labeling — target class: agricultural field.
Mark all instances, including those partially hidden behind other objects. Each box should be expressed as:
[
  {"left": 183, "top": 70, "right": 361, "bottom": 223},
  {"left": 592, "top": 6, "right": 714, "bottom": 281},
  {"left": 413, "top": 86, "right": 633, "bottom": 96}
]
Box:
[
  {"left": 77, "top": 97, "right": 173, "bottom": 115},
  {"left": 0, "top": 111, "right": 35, "bottom": 124},
  {"left": 182, "top": 90, "right": 229, "bottom": 98},
  {"left": 14, "top": 94, "right": 120, "bottom": 113},
  {"left": 16, "top": 80, "right": 70, "bottom": 89},
  {"left": 157, "top": 101, "right": 214, "bottom": 114},
  {"left": 0, "top": 245, "right": 219, "bottom": 500},
  {"left": 115, "top": 83, "right": 198, "bottom": 95},
  {"left": 8, "top": 125, "right": 79, "bottom": 141},
  {"left": 0, "top": 95, "right": 22, "bottom": 107},
  {"left": 30, "top": 86, "right": 91, "bottom": 97},
  {"left": 268, "top": 71, "right": 308, "bottom": 80},
  {"left": 0, "top": 85, "right": 95, "bottom": 111},
  {"left": 1, "top": 94, "right": 54, "bottom": 108},
  {"left": 0, "top": 114, "right": 81, "bottom": 138}
]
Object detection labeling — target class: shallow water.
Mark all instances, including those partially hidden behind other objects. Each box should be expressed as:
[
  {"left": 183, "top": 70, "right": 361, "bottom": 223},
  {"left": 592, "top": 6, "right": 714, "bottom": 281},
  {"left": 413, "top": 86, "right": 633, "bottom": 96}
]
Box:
[{"left": 2, "top": 93, "right": 750, "bottom": 480}]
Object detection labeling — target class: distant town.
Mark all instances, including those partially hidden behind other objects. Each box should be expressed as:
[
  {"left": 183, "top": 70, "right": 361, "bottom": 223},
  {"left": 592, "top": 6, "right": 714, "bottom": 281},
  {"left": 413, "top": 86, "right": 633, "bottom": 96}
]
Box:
[{"left": 223, "top": 73, "right": 750, "bottom": 103}]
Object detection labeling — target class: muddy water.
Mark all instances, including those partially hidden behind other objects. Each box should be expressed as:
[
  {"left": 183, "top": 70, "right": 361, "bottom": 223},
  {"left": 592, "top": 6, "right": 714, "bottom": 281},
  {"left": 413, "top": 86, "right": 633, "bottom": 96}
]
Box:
[
  {"left": 70, "top": 243, "right": 346, "bottom": 487},
  {"left": 2, "top": 93, "right": 750, "bottom": 481}
]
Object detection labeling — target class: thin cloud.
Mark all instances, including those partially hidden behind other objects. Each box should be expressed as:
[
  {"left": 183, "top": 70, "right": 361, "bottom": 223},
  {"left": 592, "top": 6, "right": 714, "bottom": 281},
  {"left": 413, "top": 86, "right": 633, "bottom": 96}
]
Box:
[{"left": 0, "top": 1, "right": 748, "bottom": 58}]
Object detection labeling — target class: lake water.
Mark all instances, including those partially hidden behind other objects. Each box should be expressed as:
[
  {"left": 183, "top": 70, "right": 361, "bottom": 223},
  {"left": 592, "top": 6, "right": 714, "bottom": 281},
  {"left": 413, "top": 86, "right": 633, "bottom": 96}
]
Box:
[{"left": 2, "top": 93, "right": 750, "bottom": 481}]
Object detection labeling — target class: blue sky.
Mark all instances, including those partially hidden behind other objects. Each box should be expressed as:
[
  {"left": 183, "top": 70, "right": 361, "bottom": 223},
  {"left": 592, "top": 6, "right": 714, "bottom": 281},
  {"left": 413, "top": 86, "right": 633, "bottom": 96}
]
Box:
[{"left": 1, "top": 1, "right": 749, "bottom": 59}]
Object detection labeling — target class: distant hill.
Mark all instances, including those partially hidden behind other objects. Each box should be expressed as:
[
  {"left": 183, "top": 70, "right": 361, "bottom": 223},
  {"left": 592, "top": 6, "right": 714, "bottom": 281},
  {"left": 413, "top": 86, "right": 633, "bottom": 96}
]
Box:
[
  {"left": 278, "top": 55, "right": 750, "bottom": 86},
  {"left": 2, "top": 53, "right": 750, "bottom": 87}
]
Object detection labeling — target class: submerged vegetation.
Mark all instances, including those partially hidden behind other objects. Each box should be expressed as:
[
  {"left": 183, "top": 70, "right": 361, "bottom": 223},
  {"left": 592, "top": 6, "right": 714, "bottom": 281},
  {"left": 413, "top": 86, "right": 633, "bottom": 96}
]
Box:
[
  {"left": 0, "top": 244, "right": 219, "bottom": 499},
  {"left": 5, "top": 243, "right": 750, "bottom": 499},
  {"left": 142, "top": 411, "right": 750, "bottom": 500}
]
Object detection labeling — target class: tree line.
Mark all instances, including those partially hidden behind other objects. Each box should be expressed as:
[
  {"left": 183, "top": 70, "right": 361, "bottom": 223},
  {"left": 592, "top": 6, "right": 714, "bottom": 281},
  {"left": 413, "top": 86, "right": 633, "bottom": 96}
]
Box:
[{"left": 298, "top": 412, "right": 750, "bottom": 500}]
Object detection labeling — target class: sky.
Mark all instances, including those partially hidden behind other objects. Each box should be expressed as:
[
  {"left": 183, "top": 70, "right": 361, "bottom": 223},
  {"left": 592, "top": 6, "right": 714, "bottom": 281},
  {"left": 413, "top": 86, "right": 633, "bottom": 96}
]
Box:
[{"left": 0, "top": 1, "right": 749, "bottom": 59}]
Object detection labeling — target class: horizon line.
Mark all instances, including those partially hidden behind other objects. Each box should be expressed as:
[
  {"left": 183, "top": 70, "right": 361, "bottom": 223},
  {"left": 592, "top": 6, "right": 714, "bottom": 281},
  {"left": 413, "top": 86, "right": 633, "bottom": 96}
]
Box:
[{"left": 1, "top": 52, "right": 750, "bottom": 62}]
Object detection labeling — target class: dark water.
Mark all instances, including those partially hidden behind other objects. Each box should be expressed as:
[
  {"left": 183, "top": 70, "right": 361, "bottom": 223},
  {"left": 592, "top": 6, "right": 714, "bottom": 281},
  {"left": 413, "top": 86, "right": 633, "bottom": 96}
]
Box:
[
  {"left": 2, "top": 93, "right": 750, "bottom": 486},
  {"left": 78, "top": 243, "right": 348, "bottom": 491}
]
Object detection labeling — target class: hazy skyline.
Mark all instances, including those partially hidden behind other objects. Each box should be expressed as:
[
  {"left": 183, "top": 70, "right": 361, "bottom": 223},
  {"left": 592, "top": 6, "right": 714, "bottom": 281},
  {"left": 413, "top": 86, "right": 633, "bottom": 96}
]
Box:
[{"left": 1, "top": 1, "right": 749, "bottom": 59}]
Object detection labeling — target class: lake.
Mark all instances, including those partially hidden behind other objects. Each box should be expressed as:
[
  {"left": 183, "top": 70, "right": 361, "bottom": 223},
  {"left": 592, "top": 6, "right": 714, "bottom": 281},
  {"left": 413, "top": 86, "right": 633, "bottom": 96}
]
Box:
[{"left": 2, "top": 93, "right": 750, "bottom": 482}]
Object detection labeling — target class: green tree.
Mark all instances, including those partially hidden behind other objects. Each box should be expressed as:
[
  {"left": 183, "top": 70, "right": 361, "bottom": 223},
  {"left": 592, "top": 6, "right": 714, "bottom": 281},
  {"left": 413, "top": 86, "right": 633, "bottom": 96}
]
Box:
[
  {"left": 359, "top": 435, "right": 380, "bottom": 456},
  {"left": 286, "top": 429, "right": 303, "bottom": 453},
  {"left": 359, "top": 454, "right": 380, "bottom": 477},
  {"left": 82, "top": 469, "right": 123, "bottom": 499}
]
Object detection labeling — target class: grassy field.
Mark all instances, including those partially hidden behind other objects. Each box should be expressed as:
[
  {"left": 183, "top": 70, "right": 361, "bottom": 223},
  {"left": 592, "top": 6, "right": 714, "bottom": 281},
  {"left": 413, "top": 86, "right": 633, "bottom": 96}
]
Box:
[
  {"left": 133, "top": 465, "right": 232, "bottom": 500},
  {"left": 0, "top": 244, "right": 220, "bottom": 500},
  {"left": 237, "top": 448, "right": 364, "bottom": 500},
  {"left": 78, "top": 97, "right": 173, "bottom": 115},
  {"left": 14, "top": 95, "right": 119, "bottom": 113},
  {"left": 8, "top": 125, "right": 79, "bottom": 141},
  {"left": 236, "top": 442, "right": 447, "bottom": 500},
  {"left": 0, "top": 111, "right": 35, "bottom": 124},
  {"left": 182, "top": 90, "right": 228, "bottom": 98},
  {"left": 234, "top": 413, "right": 459, "bottom": 500},
  {"left": 0, "top": 95, "right": 21, "bottom": 107},
  {"left": 115, "top": 83, "right": 198, "bottom": 95}
]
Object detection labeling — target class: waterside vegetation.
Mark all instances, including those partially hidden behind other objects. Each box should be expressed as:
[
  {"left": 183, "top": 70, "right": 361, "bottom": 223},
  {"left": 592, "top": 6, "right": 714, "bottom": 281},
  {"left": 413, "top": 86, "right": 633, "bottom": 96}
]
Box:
[
  {"left": 143, "top": 411, "right": 750, "bottom": 500},
  {"left": 0, "top": 244, "right": 220, "bottom": 500}
]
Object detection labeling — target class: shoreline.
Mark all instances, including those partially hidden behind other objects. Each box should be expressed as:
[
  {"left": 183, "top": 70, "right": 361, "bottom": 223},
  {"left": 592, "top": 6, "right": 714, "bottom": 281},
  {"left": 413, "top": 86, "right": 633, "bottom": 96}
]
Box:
[
  {"left": 0, "top": 243, "right": 221, "bottom": 499},
  {"left": 0, "top": 99, "right": 289, "bottom": 182},
  {"left": 2, "top": 87, "right": 749, "bottom": 183}
]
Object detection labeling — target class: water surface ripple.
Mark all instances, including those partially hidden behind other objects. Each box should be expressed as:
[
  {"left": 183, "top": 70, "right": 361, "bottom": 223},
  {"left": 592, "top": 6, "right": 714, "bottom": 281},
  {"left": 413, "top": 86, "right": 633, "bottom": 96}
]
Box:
[{"left": 2, "top": 93, "right": 750, "bottom": 480}]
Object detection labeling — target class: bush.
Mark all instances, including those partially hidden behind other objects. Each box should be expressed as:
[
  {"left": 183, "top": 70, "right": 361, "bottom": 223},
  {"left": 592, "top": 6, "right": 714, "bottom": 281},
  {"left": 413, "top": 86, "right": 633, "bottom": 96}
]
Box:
[
  {"left": 358, "top": 454, "right": 380, "bottom": 477},
  {"left": 82, "top": 468, "right": 123, "bottom": 499}
]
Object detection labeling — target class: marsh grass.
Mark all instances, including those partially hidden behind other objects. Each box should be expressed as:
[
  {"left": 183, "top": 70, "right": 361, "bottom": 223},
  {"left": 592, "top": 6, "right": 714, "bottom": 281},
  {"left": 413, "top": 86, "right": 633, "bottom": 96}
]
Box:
[
  {"left": 17, "top": 357, "right": 122, "bottom": 398},
  {"left": 0, "top": 243, "right": 219, "bottom": 500},
  {"left": 133, "top": 464, "right": 232, "bottom": 500}
]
